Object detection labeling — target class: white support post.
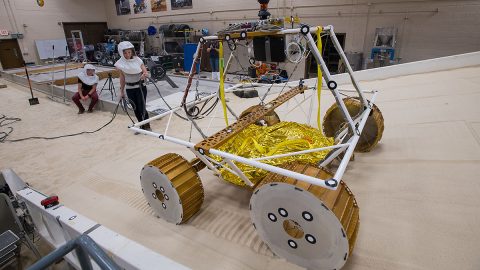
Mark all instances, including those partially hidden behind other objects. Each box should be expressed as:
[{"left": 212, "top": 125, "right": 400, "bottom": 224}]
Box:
[
  {"left": 306, "top": 88, "right": 316, "bottom": 126},
  {"left": 163, "top": 110, "right": 174, "bottom": 137},
  {"left": 194, "top": 153, "right": 223, "bottom": 176},
  {"left": 129, "top": 127, "right": 196, "bottom": 148},
  {"left": 292, "top": 96, "right": 309, "bottom": 119},
  {"left": 332, "top": 93, "right": 378, "bottom": 181},
  {"left": 253, "top": 143, "right": 350, "bottom": 161},
  {"left": 319, "top": 144, "right": 349, "bottom": 167},
  {"left": 305, "top": 32, "right": 356, "bottom": 133},
  {"left": 326, "top": 26, "right": 369, "bottom": 107},
  {"left": 225, "top": 159, "right": 254, "bottom": 187},
  {"left": 208, "top": 148, "right": 337, "bottom": 190}
]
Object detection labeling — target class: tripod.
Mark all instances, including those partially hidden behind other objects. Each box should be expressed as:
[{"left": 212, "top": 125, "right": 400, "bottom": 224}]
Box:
[{"left": 99, "top": 73, "right": 116, "bottom": 101}]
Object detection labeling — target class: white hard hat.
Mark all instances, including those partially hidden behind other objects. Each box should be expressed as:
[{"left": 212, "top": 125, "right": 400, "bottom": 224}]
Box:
[
  {"left": 118, "top": 41, "right": 135, "bottom": 52},
  {"left": 84, "top": 64, "right": 96, "bottom": 71}
]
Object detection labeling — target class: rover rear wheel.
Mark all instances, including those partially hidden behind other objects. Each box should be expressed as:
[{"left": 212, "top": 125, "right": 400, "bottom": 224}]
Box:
[{"left": 323, "top": 97, "right": 384, "bottom": 152}]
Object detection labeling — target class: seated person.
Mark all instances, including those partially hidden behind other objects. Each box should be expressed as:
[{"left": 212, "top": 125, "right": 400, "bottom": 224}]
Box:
[{"left": 72, "top": 64, "right": 99, "bottom": 114}]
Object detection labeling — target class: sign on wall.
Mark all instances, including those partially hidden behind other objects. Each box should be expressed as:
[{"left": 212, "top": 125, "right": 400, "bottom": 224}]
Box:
[
  {"left": 151, "top": 0, "right": 167, "bottom": 12},
  {"left": 35, "top": 39, "right": 69, "bottom": 60},
  {"left": 0, "top": 30, "right": 9, "bottom": 36},
  {"left": 115, "top": 0, "right": 131, "bottom": 15},
  {"left": 134, "top": 0, "right": 148, "bottom": 14},
  {"left": 170, "top": 0, "right": 192, "bottom": 10}
]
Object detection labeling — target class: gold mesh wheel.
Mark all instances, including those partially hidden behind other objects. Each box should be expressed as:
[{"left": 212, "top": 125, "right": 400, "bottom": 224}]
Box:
[
  {"left": 240, "top": 105, "right": 280, "bottom": 126},
  {"left": 323, "top": 97, "right": 384, "bottom": 152},
  {"left": 141, "top": 153, "right": 204, "bottom": 224},
  {"left": 250, "top": 162, "right": 359, "bottom": 270}
]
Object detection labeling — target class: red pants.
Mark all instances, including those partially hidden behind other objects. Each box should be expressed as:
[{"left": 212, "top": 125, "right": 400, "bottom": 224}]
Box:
[{"left": 72, "top": 90, "right": 98, "bottom": 111}]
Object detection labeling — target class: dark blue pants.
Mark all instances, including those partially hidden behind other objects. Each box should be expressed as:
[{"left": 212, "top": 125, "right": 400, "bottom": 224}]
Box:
[
  {"left": 210, "top": 57, "right": 219, "bottom": 72},
  {"left": 126, "top": 85, "right": 149, "bottom": 123}
]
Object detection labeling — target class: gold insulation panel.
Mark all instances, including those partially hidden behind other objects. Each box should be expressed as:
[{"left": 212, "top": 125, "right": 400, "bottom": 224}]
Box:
[
  {"left": 257, "top": 162, "right": 360, "bottom": 254},
  {"left": 323, "top": 97, "right": 384, "bottom": 153},
  {"left": 148, "top": 153, "right": 204, "bottom": 223},
  {"left": 195, "top": 85, "right": 307, "bottom": 154},
  {"left": 211, "top": 122, "right": 334, "bottom": 187}
]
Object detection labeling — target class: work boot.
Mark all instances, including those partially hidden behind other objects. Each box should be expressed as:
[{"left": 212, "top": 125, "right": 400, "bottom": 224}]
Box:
[
  {"left": 78, "top": 109, "right": 85, "bottom": 114},
  {"left": 141, "top": 123, "right": 151, "bottom": 131}
]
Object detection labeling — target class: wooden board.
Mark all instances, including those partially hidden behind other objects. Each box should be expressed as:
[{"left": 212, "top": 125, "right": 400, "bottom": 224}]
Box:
[
  {"left": 14, "top": 63, "right": 85, "bottom": 76},
  {"left": 53, "top": 70, "right": 120, "bottom": 86}
]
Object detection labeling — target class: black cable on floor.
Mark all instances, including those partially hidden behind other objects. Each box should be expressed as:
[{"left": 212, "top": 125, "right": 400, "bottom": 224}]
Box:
[
  {"left": 2, "top": 99, "right": 128, "bottom": 143},
  {"left": 0, "top": 115, "right": 21, "bottom": 127}
]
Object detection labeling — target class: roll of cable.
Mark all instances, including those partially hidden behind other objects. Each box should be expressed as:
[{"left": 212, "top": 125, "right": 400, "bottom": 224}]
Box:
[
  {"left": 175, "top": 24, "right": 190, "bottom": 37},
  {"left": 159, "top": 25, "right": 170, "bottom": 34},
  {"left": 285, "top": 41, "right": 305, "bottom": 63},
  {"left": 147, "top": 26, "right": 157, "bottom": 36},
  {"left": 174, "top": 24, "right": 182, "bottom": 37},
  {"left": 168, "top": 24, "right": 176, "bottom": 37},
  {"left": 128, "top": 31, "right": 142, "bottom": 41},
  {"left": 94, "top": 51, "right": 104, "bottom": 61},
  {"left": 84, "top": 45, "right": 95, "bottom": 52}
]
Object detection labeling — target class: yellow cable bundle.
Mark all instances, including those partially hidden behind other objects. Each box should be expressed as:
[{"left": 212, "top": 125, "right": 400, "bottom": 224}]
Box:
[
  {"left": 219, "top": 41, "right": 228, "bottom": 126},
  {"left": 317, "top": 26, "right": 324, "bottom": 134}
]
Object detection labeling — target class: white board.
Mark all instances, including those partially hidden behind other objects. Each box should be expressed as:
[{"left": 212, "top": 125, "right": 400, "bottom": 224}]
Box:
[{"left": 35, "top": 39, "right": 69, "bottom": 60}]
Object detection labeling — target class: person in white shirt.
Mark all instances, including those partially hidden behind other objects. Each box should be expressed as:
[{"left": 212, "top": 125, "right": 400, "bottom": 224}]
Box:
[{"left": 115, "top": 41, "right": 151, "bottom": 131}]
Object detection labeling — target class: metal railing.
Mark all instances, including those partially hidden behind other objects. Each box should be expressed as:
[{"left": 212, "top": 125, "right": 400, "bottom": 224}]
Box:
[{"left": 27, "top": 234, "right": 120, "bottom": 270}]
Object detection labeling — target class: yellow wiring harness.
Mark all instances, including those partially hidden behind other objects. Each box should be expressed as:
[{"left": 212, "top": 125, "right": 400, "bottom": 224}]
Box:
[
  {"left": 317, "top": 26, "right": 324, "bottom": 133},
  {"left": 219, "top": 41, "right": 228, "bottom": 126}
]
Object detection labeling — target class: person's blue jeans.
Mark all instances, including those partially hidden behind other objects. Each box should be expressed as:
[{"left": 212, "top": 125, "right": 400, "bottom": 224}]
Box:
[{"left": 210, "top": 57, "right": 219, "bottom": 72}]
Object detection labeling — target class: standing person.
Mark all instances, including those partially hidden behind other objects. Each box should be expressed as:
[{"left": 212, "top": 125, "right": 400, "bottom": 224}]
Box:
[
  {"left": 72, "top": 64, "right": 99, "bottom": 114},
  {"left": 114, "top": 41, "right": 151, "bottom": 131},
  {"left": 207, "top": 41, "right": 219, "bottom": 80}
]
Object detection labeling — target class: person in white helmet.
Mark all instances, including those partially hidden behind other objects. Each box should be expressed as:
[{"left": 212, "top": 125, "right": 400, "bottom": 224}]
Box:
[
  {"left": 115, "top": 41, "right": 151, "bottom": 131},
  {"left": 72, "top": 64, "right": 99, "bottom": 114}
]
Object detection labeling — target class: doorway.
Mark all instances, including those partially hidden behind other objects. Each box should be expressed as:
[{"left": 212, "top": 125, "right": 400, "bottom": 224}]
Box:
[
  {"left": 62, "top": 22, "right": 108, "bottom": 62},
  {"left": 62, "top": 22, "right": 109, "bottom": 46},
  {"left": 305, "top": 33, "right": 346, "bottom": 78},
  {"left": 0, "top": 39, "right": 23, "bottom": 70}
]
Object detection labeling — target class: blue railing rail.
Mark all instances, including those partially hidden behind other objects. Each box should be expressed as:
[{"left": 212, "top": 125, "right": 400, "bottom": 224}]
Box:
[{"left": 27, "top": 234, "right": 120, "bottom": 270}]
